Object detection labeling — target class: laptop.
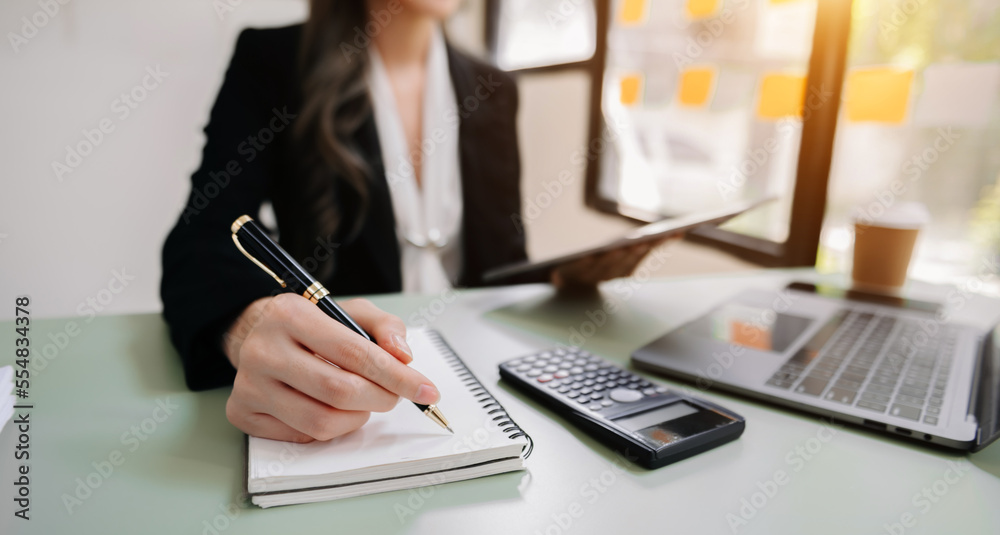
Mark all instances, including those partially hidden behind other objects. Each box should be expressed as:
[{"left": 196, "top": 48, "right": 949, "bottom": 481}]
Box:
[{"left": 632, "top": 282, "right": 1000, "bottom": 451}]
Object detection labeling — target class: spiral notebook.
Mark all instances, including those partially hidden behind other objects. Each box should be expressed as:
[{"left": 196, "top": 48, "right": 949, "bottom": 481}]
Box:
[{"left": 247, "top": 328, "right": 532, "bottom": 508}]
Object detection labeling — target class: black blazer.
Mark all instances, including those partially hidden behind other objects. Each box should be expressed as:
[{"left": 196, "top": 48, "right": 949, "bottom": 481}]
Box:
[{"left": 161, "top": 25, "right": 538, "bottom": 391}]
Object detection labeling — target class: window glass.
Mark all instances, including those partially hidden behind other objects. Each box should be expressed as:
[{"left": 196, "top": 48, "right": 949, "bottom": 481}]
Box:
[
  {"left": 496, "top": 0, "right": 597, "bottom": 71},
  {"left": 598, "top": 0, "right": 818, "bottom": 244},
  {"left": 818, "top": 0, "right": 1000, "bottom": 288}
]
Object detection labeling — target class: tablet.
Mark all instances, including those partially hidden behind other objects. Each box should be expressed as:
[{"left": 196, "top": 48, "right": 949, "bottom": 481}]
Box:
[{"left": 482, "top": 196, "right": 775, "bottom": 283}]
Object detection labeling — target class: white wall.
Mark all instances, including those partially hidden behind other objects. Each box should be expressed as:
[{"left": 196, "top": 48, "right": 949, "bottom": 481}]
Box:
[
  {"left": 0, "top": 0, "right": 490, "bottom": 322},
  {"left": 0, "top": 0, "right": 313, "bottom": 320},
  {"left": 0, "top": 0, "right": 749, "bottom": 321}
]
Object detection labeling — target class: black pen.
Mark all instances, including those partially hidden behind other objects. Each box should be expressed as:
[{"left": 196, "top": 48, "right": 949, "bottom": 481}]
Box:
[{"left": 230, "top": 215, "right": 453, "bottom": 433}]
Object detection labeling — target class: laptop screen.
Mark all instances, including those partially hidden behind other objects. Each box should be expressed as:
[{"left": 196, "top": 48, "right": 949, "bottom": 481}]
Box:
[{"left": 689, "top": 303, "right": 814, "bottom": 354}]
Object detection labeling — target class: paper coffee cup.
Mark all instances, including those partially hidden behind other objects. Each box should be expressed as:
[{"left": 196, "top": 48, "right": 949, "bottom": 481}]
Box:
[{"left": 851, "top": 202, "right": 929, "bottom": 293}]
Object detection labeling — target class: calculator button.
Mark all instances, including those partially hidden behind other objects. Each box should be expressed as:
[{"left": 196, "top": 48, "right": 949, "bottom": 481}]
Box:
[
  {"left": 554, "top": 348, "right": 567, "bottom": 356},
  {"left": 590, "top": 393, "right": 603, "bottom": 400},
  {"left": 642, "top": 388, "right": 657, "bottom": 396},
  {"left": 592, "top": 384, "right": 606, "bottom": 392},
  {"left": 508, "top": 359, "right": 522, "bottom": 367},
  {"left": 595, "top": 376, "right": 608, "bottom": 383},
  {"left": 585, "top": 364, "right": 599, "bottom": 371},
  {"left": 558, "top": 387, "right": 571, "bottom": 395},
  {"left": 627, "top": 382, "right": 640, "bottom": 389},
  {"left": 548, "top": 381, "right": 562, "bottom": 388},
  {"left": 542, "top": 365, "right": 558, "bottom": 373},
  {"left": 585, "top": 372, "right": 597, "bottom": 379},
  {"left": 523, "top": 356, "right": 537, "bottom": 363},
  {"left": 535, "top": 359, "right": 549, "bottom": 367},
  {"left": 569, "top": 367, "right": 584, "bottom": 374},
  {"left": 588, "top": 404, "right": 602, "bottom": 411},
  {"left": 537, "top": 374, "right": 554, "bottom": 382},
  {"left": 580, "top": 387, "right": 593, "bottom": 395},
  {"left": 639, "top": 381, "right": 652, "bottom": 388},
  {"left": 601, "top": 399, "right": 614, "bottom": 407},
  {"left": 540, "top": 351, "right": 552, "bottom": 358},
  {"left": 527, "top": 370, "right": 542, "bottom": 377},
  {"left": 554, "top": 370, "right": 569, "bottom": 379},
  {"left": 566, "top": 391, "right": 580, "bottom": 398},
  {"left": 655, "top": 386, "right": 668, "bottom": 393},
  {"left": 583, "top": 379, "right": 595, "bottom": 386},
  {"left": 516, "top": 364, "right": 531, "bottom": 372},
  {"left": 610, "top": 388, "right": 643, "bottom": 403},
  {"left": 577, "top": 397, "right": 590, "bottom": 404},
  {"left": 570, "top": 382, "right": 584, "bottom": 389},
  {"left": 559, "top": 362, "right": 572, "bottom": 369},
  {"left": 616, "top": 379, "right": 630, "bottom": 386},
  {"left": 573, "top": 359, "right": 588, "bottom": 366},
  {"left": 597, "top": 369, "right": 610, "bottom": 376}
]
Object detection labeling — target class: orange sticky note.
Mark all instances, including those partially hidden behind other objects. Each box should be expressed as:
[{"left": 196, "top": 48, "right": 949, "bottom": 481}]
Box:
[
  {"left": 686, "top": 0, "right": 719, "bottom": 19},
  {"left": 620, "top": 0, "right": 647, "bottom": 24},
  {"left": 677, "top": 67, "right": 715, "bottom": 107},
  {"left": 845, "top": 67, "right": 914, "bottom": 124},
  {"left": 756, "top": 73, "right": 807, "bottom": 119},
  {"left": 620, "top": 74, "right": 643, "bottom": 106}
]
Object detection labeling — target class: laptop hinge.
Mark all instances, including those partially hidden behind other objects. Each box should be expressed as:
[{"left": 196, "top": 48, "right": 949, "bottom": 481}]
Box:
[{"left": 971, "top": 326, "right": 1000, "bottom": 452}]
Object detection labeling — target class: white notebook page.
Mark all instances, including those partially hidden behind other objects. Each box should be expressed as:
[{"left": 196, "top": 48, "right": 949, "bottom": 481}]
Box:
[{"left": 248, "top": 328, "right": 526, "bottom": 493}]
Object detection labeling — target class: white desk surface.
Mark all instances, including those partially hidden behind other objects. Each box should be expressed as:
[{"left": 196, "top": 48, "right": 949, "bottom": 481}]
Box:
[{"left": 2, "top": 269, "right": 998, "bottom": 534}]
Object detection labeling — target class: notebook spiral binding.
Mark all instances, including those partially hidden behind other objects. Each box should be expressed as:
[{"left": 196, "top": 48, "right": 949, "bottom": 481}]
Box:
[{"left": 427, "top": 330, "right": 534, "bottom": 459}]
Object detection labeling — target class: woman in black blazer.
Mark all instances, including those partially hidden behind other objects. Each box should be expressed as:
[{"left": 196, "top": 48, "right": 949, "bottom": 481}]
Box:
[{"left": 162, "top": 0, "right": 655, "bottom": 443}]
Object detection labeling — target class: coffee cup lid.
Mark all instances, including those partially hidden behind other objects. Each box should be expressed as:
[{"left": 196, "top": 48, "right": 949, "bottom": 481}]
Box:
[{"left": 853, "top": 201, "right": 930, "bottom": 230}]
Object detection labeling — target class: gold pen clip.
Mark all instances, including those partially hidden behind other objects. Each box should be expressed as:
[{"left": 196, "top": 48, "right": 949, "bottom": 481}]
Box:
[{"left": 231, "top": 215, "right": 287, "bottom": 288}]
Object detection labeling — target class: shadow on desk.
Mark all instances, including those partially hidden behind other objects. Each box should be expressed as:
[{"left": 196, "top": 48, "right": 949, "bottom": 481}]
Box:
[
  {"left": 970, "top": 439, "right": 1000, "bottom": 476},
  {"left": 494, "top": 379, "right": 746, "bottom": 492},
  {"left": 119, "top": 313, "right": 529, "bottom": 523},
  {"left": 121, "top": 317, "right": 249, "bottom": 497},
  {"left": 484, "top": 289, "right": 673, "bottom": 361},
  {"left": 486, "top": 287, "right": 748, "bottom": 488},
  {"left": 483, "top": 291, "right": 1000, "bottom": 481}
]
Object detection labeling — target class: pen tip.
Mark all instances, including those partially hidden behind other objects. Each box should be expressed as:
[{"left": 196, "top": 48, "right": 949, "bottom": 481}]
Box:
[{"left": 446, "top": 426, "right": 454, "bottom": 434}]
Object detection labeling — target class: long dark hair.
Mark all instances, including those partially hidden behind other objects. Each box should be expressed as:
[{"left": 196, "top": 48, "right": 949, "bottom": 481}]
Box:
[{"left": 281, "top": 0, "right": 373, "bottom": 280}]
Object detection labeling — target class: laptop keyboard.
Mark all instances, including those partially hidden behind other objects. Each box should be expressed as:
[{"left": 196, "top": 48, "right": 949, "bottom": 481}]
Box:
[{"left": 765, "top": 310, "right": 957, "bottom": 426}]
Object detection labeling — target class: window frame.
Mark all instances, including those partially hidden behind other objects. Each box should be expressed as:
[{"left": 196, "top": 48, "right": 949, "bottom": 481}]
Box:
[{"left": 487, "top": 0, "right": 856, "bottom": 267}]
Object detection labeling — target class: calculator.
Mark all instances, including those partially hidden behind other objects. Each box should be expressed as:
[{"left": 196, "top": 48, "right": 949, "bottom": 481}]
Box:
[{"left": 499, "top": 346, "right": 745, "bottom": 468}]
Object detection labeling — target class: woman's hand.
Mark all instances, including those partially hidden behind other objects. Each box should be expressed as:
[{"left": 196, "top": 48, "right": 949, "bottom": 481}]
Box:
[
  {"left": 550, "top": 238, "right": 671, "bottom": 293},
  {"left": 222, "top": 294, "right": 440, "bottom": 443}
]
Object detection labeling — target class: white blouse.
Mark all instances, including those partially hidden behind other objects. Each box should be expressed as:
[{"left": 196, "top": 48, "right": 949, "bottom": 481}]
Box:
[{"left": 367, "top": 27, "right": 463, "bottom": 294}]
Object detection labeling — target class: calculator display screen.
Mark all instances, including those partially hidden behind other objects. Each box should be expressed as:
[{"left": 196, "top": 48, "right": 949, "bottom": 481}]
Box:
[
  {"left": 616, "top": 402, "right": 698, "bottom": 432},
  {"left": 615, "top": 402, "right": 735, "bottom": 448}
]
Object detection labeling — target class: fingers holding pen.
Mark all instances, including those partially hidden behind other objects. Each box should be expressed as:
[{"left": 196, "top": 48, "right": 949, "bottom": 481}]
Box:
[
  {"left": 340, "top": 298, "right": 413, "bottom": 364},
  {"left": 270, "top": 347, "right": 400, "bottom": 413},
  {"left": 276, "top": 295, "right": 441, "bottom": 406}
]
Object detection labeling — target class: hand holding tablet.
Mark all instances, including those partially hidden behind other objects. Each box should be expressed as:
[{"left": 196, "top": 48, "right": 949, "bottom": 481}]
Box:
[{"left": 484, "top": 197, "right": 776, "bottom": 284}]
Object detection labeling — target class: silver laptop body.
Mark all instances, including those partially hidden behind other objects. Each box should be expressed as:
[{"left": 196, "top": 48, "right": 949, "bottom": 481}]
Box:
[{"left": 632, "top": 283, "right": 1000, "bottom": 451}]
